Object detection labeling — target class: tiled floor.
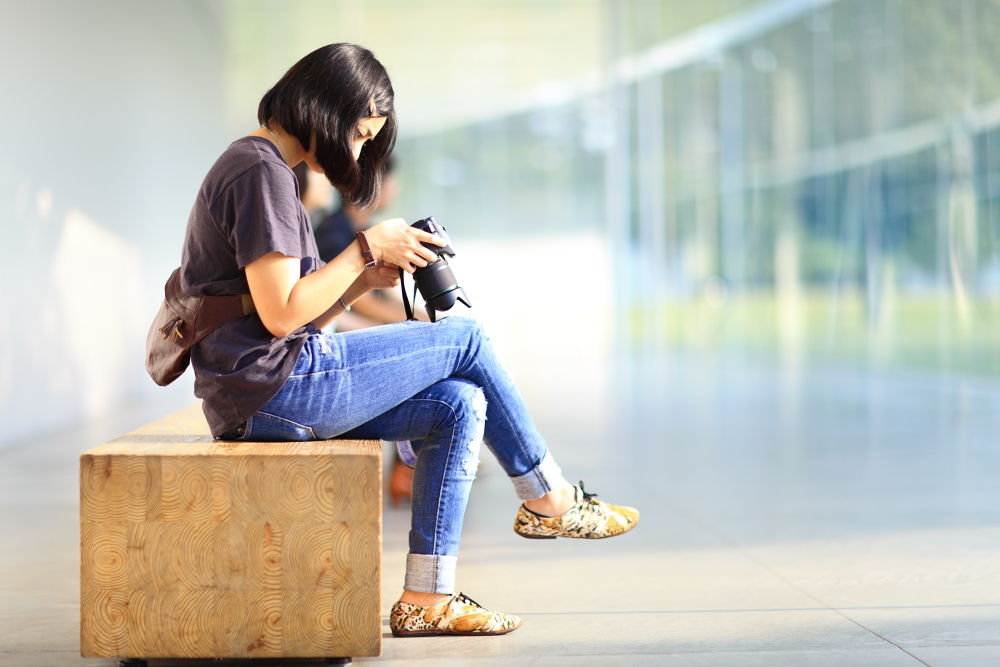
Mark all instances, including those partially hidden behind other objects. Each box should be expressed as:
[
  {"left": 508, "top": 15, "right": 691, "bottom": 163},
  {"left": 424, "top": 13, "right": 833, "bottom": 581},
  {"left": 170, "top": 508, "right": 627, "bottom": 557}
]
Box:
[
  {"left": 1, "top": 236, "right": 998, "bottom": 665},
  {"left": 364, "top": 348, "right": 1000, "bottom": 667},
  {"left": 1, "top": 351, "right": 997, "bottom": 666}
]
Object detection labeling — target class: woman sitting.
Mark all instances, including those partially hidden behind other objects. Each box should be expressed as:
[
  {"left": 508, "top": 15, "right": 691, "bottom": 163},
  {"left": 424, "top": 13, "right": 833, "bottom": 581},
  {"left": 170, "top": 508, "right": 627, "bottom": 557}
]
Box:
[{"left": 180, "top": 43, "right": 639, "bottom": 637}]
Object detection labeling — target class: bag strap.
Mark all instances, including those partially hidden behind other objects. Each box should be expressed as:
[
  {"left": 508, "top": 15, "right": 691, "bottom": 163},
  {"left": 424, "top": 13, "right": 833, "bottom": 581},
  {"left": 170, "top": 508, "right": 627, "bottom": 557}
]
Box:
[{"left": 161, "top": 268, "right": 248, "bottom": 345}]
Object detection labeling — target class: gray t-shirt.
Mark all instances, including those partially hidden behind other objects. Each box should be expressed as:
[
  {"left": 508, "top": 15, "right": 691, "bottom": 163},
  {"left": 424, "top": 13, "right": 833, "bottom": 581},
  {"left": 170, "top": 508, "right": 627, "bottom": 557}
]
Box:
[{"left": 181, "top": 136, "right": 323, "bottom": 437}]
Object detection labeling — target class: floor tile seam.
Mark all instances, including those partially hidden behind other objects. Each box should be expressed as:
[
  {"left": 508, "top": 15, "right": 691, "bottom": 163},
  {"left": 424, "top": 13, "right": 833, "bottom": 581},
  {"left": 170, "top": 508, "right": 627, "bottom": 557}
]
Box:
[
  {"left": 652, "top": 493, "right": 935, "bottom": 666},
  {"left": 372, "top": 645, "right": 916, "bottom": 662},
  {"left": 507, "top": 609, "right": 834, "bottom": 617},
  {"left": 0, "top": 649, "right": 80, "bottom": 655},
  {"left": 732, "top": 560, "right": 936, "bottom": 667},
  {"left": 903, "top": 643, "right": 1000, "bottom": 648},
  {"left": 490, "top": 602, "right": 1000, "bottom": 616}
]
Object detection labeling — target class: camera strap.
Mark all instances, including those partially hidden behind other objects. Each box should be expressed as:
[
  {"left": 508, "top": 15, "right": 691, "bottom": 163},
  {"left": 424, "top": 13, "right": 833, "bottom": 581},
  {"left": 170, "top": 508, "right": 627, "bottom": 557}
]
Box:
[{"left": 399, "top": 266, "right": 418, "bottom": 321}]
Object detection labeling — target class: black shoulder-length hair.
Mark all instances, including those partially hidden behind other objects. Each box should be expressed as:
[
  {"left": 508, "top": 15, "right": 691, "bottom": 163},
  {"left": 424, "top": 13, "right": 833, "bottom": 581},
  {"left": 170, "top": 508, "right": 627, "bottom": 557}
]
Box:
[{"left": 258, "top": 43, "right": 395, "bottom": 210}]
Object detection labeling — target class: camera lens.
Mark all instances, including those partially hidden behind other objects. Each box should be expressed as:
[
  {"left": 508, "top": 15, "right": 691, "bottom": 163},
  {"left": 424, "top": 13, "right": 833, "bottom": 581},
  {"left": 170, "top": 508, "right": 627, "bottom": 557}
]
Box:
[
  {"left": 407, "top": 217, "right": 471, "bottom": 319},
  {"left": 414, "top": 259, "right": 462, "bottom": 303}
]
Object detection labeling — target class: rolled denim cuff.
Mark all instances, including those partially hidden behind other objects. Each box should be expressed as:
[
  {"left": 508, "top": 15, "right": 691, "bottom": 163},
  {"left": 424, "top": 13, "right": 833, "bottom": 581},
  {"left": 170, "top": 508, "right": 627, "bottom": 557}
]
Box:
[
  {"left": 396, "top": 440, "right": 416, "bottom": 467},
  {"left": 510, "top": 451, "right": 567, "bottom": 500},
  {"left": 404, "top": 553, "right": 457, "bottom": 594}
]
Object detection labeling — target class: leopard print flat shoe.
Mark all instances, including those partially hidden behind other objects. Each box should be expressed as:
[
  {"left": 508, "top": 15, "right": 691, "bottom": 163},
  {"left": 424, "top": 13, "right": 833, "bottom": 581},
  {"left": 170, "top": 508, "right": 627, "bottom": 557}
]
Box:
[
  {"left": 514, "top": 481, "right": 639, "bottom": 540},
  {"left": 389, "top": 592, "right": 522, "bottom": 637}
]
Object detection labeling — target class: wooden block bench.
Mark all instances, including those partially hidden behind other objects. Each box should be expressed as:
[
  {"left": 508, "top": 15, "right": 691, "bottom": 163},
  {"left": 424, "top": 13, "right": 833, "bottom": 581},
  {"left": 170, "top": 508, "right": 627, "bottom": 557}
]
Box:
[{"left": 80, "top": 403, "right": 382, "bottom": 664}]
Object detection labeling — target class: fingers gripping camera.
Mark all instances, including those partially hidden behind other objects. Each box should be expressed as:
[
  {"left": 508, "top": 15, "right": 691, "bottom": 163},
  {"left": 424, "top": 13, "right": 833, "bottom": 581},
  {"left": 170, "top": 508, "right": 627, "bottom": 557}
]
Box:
[{"left": 405, "top": 217, "right": 471, "bottom": 323}]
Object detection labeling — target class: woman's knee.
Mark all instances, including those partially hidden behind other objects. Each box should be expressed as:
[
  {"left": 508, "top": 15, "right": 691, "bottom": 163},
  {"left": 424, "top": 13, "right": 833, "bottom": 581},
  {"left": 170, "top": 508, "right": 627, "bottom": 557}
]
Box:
[
  {"left": 419, "top": 379, "right": 486, "bottom": 447},
  {"left": 436, "top": 378, "right": 486, "bottom": 425},
  {"left": 439, "top": 315, "right": 486, "bottom": 346}
]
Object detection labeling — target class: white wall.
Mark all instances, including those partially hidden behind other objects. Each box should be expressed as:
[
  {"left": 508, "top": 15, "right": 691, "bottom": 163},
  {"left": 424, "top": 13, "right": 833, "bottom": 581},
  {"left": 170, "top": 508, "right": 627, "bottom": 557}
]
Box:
[{"left": 0, "top": 1, "right": 234, "bottom": 447}]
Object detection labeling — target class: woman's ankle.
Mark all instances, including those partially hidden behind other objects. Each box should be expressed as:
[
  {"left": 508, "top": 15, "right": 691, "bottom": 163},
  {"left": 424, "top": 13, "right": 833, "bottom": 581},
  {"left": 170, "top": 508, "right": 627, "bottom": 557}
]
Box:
[
  {"left": 399, "top": 590, "right": 452, "bottom": 607},
  {"left": 523, "top": 483, "right": 575, "bottom": 517}
]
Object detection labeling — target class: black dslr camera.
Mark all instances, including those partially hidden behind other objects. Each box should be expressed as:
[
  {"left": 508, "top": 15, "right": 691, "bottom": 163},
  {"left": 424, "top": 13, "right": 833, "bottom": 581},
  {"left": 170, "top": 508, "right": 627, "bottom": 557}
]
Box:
[{"left": 401, "top": 217, "right": 471, "bottom": 322}]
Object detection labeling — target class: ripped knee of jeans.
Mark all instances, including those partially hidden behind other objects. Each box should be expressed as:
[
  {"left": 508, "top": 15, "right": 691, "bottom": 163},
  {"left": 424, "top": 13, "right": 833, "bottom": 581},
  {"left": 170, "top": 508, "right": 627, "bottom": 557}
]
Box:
[{"left": 463, "top": 388, "right": 487, "bottom": 478}]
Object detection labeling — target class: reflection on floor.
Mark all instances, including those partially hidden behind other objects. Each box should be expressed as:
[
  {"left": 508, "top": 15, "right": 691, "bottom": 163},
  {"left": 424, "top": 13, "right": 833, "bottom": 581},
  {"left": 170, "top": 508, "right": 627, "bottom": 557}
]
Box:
[
  {"left": 2, "top": 352, "right": 996, "bottom": 666},
  {"left": 371, "top": 349, "right": 1000, "bottom": 667},
  {"left": 1, "top": 235, "right": 998, "bottom": 666}
]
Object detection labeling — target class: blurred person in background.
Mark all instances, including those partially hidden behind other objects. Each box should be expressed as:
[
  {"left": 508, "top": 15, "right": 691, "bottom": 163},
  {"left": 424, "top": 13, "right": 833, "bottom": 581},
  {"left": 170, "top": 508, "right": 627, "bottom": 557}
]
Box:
[
  {"left": 313, "top": 156, "right": 397, "bottom": 262},
  {"left": 294, "top": 157, "right": 417, "bottom": 505},
  {"left": 292, "top": 158, "right": 336, "bottom": 224},
  {"left": 179, "top": 43, "right": 639, "bottom": 639},
  {"left": 300, "top": 156, "right": 417, "bottom": 331}
]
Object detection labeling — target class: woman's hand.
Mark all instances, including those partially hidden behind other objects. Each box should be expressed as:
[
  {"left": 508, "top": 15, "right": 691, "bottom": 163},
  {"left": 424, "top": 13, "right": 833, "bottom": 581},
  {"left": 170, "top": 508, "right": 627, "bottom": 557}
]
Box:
[
  {"left": 364, "top": 218, "right": 445, "bottom": 273},
  {"left": 245, "top": 219, "right": 443, "bottom": 337},
  {"left": 362, "top": 259, "right": 403, "bottom": 291}
]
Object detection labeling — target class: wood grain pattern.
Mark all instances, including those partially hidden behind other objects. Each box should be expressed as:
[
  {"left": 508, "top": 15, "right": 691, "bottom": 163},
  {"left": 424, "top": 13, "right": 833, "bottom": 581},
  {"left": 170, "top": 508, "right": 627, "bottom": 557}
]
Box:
[
  {"left": 80, "top": 402, "right": 381, "bottom": 659},
  {"left": 81, "top": 523, "right": 128, "bottom": 590},
  {"left": 92, "top": 435, "right": 379, "bottom": 457},
  {"left": 245, "top": 590, "right": 282, "bottom": 657},
  {"left": 80, "top": 590, "right": 128, "bottom": 657},
  {"left": 282, "top": 523, "right": 335, "bottom": 590}
]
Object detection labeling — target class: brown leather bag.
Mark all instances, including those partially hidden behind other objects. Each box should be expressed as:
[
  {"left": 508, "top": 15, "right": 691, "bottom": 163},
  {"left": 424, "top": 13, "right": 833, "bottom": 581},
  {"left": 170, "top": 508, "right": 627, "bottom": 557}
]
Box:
[{"left": 145, "top": 268, "right": 249, "bottom": 386}]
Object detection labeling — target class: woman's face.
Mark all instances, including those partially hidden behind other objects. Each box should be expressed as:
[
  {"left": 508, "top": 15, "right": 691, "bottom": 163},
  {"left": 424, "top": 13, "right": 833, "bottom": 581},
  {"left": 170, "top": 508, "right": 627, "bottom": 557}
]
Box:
[{"left": 353, "top": 116, "right": 387, "bottom": 161}]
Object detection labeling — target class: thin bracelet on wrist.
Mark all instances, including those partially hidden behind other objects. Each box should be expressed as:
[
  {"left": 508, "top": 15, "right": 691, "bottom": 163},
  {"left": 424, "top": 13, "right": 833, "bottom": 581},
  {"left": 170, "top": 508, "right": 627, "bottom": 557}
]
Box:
[{"left": 339, "top": 297, "right": 351, "bottom": 312}]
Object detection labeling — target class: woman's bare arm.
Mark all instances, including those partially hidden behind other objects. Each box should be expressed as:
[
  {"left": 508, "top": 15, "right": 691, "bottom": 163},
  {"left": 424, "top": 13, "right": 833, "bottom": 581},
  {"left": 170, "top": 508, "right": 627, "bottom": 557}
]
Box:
[
  {"left": 309, "top": 265, "right": 376, "bottom": 331},
  {"left": 350, "top": 291, "right": 409, "bottom": 324},
  {"left": 245, "top": 218, "right": 443, "bottom": 338}
]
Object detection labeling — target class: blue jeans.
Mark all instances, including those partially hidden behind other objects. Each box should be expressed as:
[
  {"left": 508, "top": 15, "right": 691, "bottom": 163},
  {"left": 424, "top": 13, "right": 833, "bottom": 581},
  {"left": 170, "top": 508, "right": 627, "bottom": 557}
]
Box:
[{"left": 241, "top": 317, "right": 565, "bottom": 593}]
